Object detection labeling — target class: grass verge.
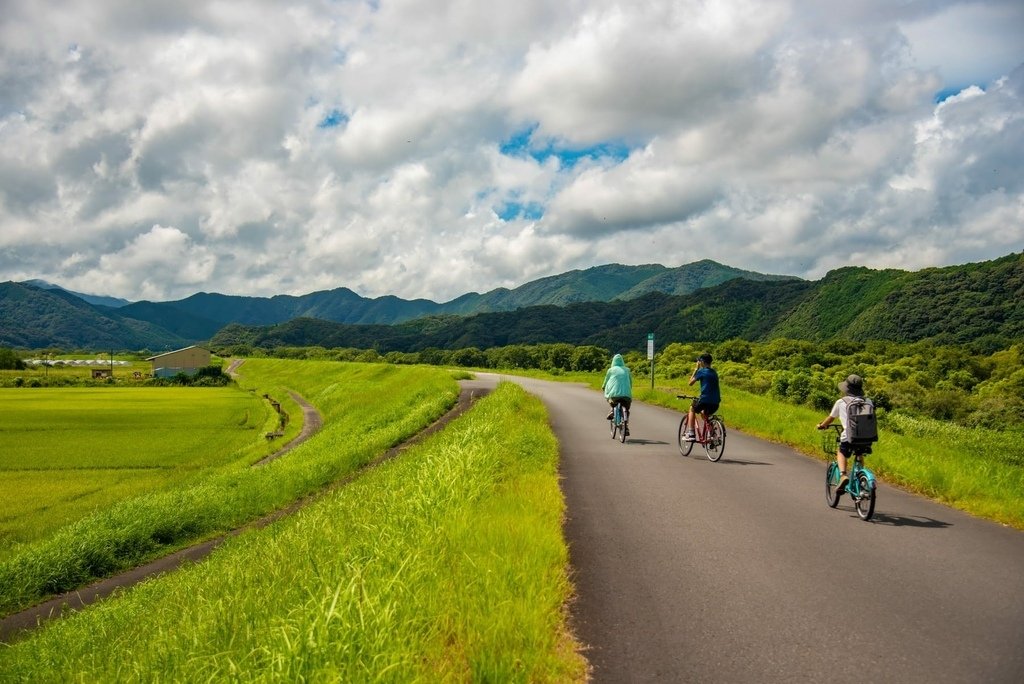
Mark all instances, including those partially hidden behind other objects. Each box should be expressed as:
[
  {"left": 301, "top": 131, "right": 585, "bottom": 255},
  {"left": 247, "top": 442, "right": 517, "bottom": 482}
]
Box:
[{"left": 0, "top": 383, "right": 587, "bottom": 682}]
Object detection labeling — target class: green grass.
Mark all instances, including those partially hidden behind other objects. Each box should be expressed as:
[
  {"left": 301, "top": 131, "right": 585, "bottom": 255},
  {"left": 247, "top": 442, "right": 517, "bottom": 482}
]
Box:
[
  {"left": 0, "top": 388, "right": 272, "bottom": 552},
  {"left": 0, "top": 383, "right": 586, "bottom": 683},
  {"left": 0, "top": 360, "right": 459, "bottom": 615}
]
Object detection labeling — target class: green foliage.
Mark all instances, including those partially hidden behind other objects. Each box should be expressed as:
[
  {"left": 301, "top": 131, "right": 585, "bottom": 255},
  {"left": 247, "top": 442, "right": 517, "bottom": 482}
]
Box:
[{"left": 0, "top": 347, "right": 25, "bottom": 370}]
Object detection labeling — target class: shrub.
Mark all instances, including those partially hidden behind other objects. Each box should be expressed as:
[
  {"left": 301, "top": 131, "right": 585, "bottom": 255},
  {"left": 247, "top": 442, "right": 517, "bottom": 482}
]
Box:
[{"left": 0, "top": 347, "right": 26, "bottom": 370}]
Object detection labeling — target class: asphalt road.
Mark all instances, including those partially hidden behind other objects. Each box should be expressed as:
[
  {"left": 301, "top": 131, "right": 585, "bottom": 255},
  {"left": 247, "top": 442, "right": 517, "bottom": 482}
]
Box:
[{"left": 472, "top": 374, "right": 1024, "bottom": 683}]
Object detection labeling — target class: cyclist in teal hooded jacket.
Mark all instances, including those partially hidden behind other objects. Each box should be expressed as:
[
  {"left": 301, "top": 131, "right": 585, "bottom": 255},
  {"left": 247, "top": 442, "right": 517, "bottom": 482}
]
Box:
[{"left": 602, "top": 353, "right": 633, "bottom": 435}]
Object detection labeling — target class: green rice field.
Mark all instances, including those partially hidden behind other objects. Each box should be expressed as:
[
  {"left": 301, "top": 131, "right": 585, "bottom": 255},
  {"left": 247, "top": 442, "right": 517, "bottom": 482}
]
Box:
[{"left": 0, "top": 388, "right": 272, "bottom": 553}]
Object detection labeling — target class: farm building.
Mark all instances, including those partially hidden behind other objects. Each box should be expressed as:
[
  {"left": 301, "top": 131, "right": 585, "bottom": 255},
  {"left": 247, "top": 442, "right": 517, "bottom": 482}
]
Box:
[{"left": 146, "top": 346, "right": 212, "bottom": 379}]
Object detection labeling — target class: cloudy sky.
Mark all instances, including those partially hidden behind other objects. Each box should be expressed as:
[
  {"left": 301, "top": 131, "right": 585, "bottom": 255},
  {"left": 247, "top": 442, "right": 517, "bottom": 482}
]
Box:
[{"left": 1, "top": 0, "right": 1022, "bottom": 303}]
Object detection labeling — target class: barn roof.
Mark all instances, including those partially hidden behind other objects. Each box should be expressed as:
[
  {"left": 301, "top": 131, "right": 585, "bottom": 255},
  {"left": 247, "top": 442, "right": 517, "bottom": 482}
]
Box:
[{"left": 145, "top": 345, "right": 210, "bottom": 361}]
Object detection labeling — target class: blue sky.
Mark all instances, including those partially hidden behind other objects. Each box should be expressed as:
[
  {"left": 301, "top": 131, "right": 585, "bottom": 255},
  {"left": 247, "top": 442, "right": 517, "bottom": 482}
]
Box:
[{"left": 0, "top": 0, "right": 1021, "bottom": 302}]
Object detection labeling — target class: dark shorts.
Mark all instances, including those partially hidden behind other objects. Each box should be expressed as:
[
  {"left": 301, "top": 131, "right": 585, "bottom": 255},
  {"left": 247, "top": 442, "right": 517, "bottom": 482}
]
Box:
[
  {"left": 839, "top": 441, "right": 872, "bottom": 457},
  {"left": 608, "top": 397, "right": 632, "bottom": 411},
  {"left": 692, "top": 400, "right": 719, "bottom": 416}
]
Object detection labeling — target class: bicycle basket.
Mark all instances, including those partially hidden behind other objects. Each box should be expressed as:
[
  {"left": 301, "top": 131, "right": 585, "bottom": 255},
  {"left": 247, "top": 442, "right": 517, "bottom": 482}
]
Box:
[{"left": 821, "top": 428, "right": 839, "bottom": 456}]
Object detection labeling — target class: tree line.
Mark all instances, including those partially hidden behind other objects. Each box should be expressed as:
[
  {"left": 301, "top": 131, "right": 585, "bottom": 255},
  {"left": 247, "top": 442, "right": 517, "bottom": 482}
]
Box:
[{"left": 213, "top": 338, "right": 1024, "bottom": 431}]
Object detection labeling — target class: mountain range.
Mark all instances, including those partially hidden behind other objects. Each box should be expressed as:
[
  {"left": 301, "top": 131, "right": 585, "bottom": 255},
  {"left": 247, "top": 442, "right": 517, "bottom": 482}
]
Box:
[
  {"left": 3, "top": 253, "right": 1022, "bottom": 352},
  {"left": 0, "top": 260, "right": 789, "bottom": 350},
  {"left": 211, "top": 252, "right": 1024, "bottom": 353}
]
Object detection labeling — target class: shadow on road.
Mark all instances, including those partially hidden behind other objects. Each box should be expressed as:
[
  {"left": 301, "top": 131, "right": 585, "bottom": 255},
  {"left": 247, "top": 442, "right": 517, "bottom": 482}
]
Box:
[
  {"left": 867, "top": 512, "right": 953, "bottom": 528},
  {"left": 714, "top": 458, "right": 773, "bottom": 466},
  {"left": 623, "top": 439, "right": 671, "bottom": 446}
]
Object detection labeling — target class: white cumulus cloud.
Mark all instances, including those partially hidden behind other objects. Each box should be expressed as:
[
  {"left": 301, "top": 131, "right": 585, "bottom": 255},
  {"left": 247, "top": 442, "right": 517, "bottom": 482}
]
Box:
[{"left": 0, "top": 0, "right": 1021, "bottom": 303}]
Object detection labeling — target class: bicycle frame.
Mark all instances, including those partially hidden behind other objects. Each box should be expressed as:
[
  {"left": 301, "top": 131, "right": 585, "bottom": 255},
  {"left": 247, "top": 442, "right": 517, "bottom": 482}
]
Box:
[{"left": 610, "top": 400, "right": 629, "bottom": 443}]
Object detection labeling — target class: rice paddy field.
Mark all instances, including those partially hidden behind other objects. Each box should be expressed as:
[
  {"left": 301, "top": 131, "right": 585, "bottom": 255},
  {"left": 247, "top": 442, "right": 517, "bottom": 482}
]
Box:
[{"left": 0, "top": 387, "right": 272, "bottom": 553}]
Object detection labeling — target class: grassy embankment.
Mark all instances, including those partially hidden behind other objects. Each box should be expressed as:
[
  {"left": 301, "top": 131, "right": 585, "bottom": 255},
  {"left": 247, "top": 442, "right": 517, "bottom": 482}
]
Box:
[
  {"left": 625, "top": 381, "right": 1024, "bottom": 529},
  {"left": 0, "top": 360, "right": 459, "bottom": 616},
  {"left": 0, "top": 387, "right": 278, "bottom": 553},
  {"left": 0, "top": 382, "right": 586, "bottom": 683}
]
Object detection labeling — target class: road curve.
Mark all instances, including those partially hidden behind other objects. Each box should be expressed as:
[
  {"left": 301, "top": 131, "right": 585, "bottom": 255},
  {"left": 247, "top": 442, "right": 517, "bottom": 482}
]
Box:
[{"left": 471, "top": 373, "right": 1024, "bottom": 683}]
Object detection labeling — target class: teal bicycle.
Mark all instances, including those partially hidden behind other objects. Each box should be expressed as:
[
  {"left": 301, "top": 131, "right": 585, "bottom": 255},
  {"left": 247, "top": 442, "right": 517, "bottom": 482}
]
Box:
[{"left": 820, "top": 425, "right": 876, "bottom": 520}]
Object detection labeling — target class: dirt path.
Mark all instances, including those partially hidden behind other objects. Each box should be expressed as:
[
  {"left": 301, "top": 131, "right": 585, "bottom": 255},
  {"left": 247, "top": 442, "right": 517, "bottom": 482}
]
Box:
[
  {"left": 253, "top": 391, "right": 323, "bottom": 466},
  {"left": 0, "top": 380, "right": 488, "bottom": 643}
]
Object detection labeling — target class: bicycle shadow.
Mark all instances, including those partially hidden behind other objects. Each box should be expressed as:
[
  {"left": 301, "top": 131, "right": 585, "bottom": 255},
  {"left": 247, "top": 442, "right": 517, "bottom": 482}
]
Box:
[
  {"left": 624, "top": 438, "right": 671, "bottom": 446},
  {"left": 862, "top": 512, "right": 953, "bottom": 528},
  {"left": 714, "top": 457, "right": 773, "bottom": 466}
]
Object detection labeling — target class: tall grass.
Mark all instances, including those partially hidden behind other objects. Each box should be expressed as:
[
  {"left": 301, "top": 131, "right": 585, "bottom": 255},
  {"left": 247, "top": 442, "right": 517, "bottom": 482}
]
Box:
[
  {"left": 0, "top": 383, "right": 586, "bottom": 683},
  {"left": 0, "top": 361, "right": 458, "bottom": 615}
]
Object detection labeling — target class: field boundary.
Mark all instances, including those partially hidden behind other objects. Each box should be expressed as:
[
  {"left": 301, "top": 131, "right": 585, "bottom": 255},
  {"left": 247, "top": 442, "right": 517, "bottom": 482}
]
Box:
[{"left": 0, "top": 382, "right": 489, "bottom": 643}]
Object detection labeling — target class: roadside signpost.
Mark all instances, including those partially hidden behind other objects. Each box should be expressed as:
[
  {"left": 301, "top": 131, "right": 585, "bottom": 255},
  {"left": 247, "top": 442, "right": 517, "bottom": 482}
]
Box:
[{"left": 647, "top": 333, "right": 655, "bottom": 389}]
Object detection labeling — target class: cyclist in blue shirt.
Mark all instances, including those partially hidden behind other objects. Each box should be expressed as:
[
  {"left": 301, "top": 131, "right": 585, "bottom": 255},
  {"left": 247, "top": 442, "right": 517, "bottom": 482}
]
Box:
[
  {"left": 682, "top": 353, "right": 720, "bottom": 441},
  {"left": 602, "top": 353, "right": 633, "bottom": 436}
]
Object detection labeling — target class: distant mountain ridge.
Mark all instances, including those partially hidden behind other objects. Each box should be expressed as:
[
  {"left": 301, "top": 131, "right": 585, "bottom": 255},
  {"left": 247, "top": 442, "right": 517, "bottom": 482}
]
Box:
[
  {"left": 211, "top": 252, "right": 1024, "bottom": 353},
  {"left": 5, "top": 253, "right": 1022, "bottom": 351},
  {"left": 7, "top": 260, "right": 790, "bottom": 348},
  {"left": 22, "top": 280, "right": 131, "bottom": 309}
]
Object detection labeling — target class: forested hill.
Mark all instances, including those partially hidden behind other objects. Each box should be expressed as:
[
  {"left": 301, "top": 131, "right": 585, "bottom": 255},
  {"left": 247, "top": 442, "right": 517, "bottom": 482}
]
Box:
[
  {"left": 0, "top": 282, "right": 188, "bottom": 350},
  {"left": 211, "top": 252, "right": 1024, "bottom": 353},
  {"left": 2, "top": 260, "right": 791, "bottom": 349}
]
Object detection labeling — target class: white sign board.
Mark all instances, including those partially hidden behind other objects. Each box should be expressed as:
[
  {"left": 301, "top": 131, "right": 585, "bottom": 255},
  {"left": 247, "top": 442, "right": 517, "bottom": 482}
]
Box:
[{"left": 647, "top": 333, "right": 654, "bottom": 360}]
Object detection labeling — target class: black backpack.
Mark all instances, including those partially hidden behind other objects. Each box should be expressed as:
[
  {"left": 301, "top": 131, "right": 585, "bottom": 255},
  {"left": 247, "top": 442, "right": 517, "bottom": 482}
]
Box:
[{"left": 844, "top": 396, "right": 878, "bottom": 445}]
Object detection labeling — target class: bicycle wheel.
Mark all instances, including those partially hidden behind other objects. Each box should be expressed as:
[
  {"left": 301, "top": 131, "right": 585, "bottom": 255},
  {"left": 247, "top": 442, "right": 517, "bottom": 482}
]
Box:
[
  {"left": 609, "top": 407, "right": 618, "bottom": 439},
  {"left": 825, "top": 462, "right": 841, "bottom": 508},
  {"left": 619, "top": 418, "right": 627, "bottom": 443},
  {"left": 854, "top": 472, "right": 876, "bottom": 520},
  {"left": 704, "top": 417, "right": 725, "bottom": 462},
  {"left": 677, "top": 416, "right": 694, "bottom": 456}
]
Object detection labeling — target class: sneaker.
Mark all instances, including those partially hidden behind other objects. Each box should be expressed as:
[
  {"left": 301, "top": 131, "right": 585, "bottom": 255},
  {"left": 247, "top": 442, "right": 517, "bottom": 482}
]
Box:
[
  {"left": 624, "top": 427, "right": 630, "bottom": 437},
  {"left": 682, "top": 432, "right": 696, "bottom": 442},
  {"left": 836, "top": 474, "right": 849, "bottom": 494},
  {"left": 606, "top": 411, "right": 614, "bottom": 420}
]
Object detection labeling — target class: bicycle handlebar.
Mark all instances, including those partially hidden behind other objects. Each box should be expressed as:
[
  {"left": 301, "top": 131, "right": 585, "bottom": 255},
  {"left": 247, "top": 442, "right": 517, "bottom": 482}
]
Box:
[{"left": 676, "top": 394, "right": 698, "bottom": 400}]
